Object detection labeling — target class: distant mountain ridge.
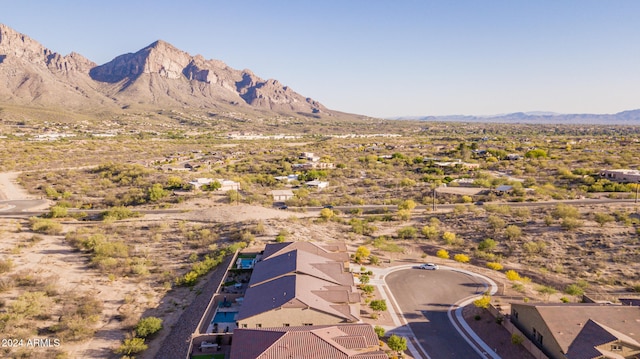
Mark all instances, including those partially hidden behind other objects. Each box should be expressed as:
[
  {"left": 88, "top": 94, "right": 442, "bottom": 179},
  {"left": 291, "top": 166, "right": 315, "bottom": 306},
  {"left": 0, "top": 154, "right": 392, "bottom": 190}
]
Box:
[
  {"left": 393, "top": 109, "right": 640, "bottom": 125},
  {"left": 0, "top": 23, "right": 328, "bottom": 117}
]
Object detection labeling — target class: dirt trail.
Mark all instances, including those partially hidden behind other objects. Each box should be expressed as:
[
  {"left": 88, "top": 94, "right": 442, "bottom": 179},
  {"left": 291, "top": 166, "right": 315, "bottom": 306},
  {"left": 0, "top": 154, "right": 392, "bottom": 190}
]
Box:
[{"left": 0, "top": 171, "right": 33, "bottom": 201}]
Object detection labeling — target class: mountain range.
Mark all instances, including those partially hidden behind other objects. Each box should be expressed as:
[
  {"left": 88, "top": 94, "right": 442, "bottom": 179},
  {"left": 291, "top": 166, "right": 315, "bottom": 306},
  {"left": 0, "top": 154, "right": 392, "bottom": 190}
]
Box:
[
  {"left": 392, "top": 110, "right": 640, "bottom": 125},
  {"left": 1, "top": 23, "right": 638, "bottom": 127},
  {"left": 0, "top": 23, "right": 343, "bottom": 122}
]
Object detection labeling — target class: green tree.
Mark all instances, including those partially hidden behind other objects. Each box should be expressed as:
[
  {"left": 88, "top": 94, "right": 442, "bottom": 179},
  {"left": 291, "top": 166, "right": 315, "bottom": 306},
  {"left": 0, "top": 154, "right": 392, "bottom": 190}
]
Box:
[
  {"left": 359, "top": 274, "right": 370, "bottom": 285},
  {"left": 369, "top": 299, "right": 387, "bottom": 314},
  {"left": 387, "top": 334, "right": 408, "bottom": 353},
  {"left": 374, "top": 325, "right": 385, "bottom": 338},
  {"left": 362, "top": 285, "right": 375, "bottom": 295},
  {"left": 147, "top": 183, "right": 169, "bottom": 201},
  {"left": 355, "top": 246, "right": 371, "bottom": 263},
  {"left": 135, "top": 317, "right": 163, "bottom": 338}
]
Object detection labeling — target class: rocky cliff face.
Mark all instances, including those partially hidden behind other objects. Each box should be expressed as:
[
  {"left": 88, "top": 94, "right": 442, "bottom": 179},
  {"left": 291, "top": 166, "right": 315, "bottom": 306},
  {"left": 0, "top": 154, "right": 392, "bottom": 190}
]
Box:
[{"left": 0, "top": 24, "right": 326, "bottom": 116}]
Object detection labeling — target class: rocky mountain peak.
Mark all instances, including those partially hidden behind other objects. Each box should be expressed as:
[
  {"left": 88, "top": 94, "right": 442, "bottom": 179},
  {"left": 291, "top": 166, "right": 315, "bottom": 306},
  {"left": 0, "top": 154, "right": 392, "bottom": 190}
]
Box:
[{"left": 0, "top": 23, "right": 330, "bottom": 117}]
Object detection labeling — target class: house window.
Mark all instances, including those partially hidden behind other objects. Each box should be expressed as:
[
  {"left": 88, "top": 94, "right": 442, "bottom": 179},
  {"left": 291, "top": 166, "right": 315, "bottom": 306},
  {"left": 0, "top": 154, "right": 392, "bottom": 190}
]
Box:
[
  {"left": 283, "top": 323, "right": 290, "bottom": 327},
  {"left": 611, "top": 344, "right": 622, "bottom": 351},
  {"left": 256, "top": 324, "right": 262, "bottom": 328},
  {"left": 303, "top": 323, "right": 313, "bottom": 326},
  {"left": 241, "top": 324, "right": 247, "bottom": 328}
]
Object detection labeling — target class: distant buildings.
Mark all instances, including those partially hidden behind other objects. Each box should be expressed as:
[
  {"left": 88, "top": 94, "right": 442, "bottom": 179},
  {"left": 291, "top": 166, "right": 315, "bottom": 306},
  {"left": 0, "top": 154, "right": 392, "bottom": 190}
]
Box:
[{"left": 600, "top": 169, "right": 640, "bottom": 183}]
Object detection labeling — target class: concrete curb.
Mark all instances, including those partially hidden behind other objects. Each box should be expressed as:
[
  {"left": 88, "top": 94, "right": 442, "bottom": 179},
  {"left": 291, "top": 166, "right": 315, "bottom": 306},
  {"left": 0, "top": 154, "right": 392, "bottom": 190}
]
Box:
[{"left": 355, "top": 263, "right": 502, "bottom": 359}]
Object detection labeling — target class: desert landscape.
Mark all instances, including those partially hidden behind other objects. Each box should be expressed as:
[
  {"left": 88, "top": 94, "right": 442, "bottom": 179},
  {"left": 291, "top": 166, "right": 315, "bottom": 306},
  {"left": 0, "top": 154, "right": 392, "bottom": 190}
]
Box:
[{"left": 1, "top": 17, "right": 640, "bottom": 359}]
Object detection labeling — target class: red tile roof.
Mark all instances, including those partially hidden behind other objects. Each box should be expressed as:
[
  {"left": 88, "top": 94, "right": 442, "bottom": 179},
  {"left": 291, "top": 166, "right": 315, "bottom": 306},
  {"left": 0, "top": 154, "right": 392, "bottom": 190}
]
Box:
[{"left": 230, "top": 324, "right": 387, "bottom": 359}]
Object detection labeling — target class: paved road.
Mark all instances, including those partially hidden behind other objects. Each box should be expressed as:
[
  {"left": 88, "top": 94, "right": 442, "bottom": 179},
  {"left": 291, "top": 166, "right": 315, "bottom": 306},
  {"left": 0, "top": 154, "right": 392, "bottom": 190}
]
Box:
[
  {"left": 386, "top": 268, "right": 489, "bottom": 359},
  {"left": 0, "top": 199, "right": 49, "bottom": 213}
]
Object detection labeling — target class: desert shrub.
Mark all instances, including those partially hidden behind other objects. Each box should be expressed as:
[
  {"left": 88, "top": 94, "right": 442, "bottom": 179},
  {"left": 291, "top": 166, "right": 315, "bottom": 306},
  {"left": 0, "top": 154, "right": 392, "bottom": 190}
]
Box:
[
  {"left": 505, "top": 270, "right": 521, "bottom": 281},
  {"left": 29, "top": 217, "right": 62, "bottom": 234},
  {"left": 504, "top": 225, "right": 522, "bottom": 240},
  {"left": 397, "top": 209, "right": 412, "bottom": 221},
  {"left": 442, "top": 231, "right": 457, "bottom": 244},
  {"left": 11, "top": 291, "right": 51, "bottom": 319},
  {"left": 453, "top": 254, "right": 470, "bottom": 263},
  {"left": 135, "top": 317, "right": 163, "bottom": 338},
  {"left": 0, "top": 258, "right": 13, "bottom": 274},
  {"left": 436, "top": 249, "right": 449, "bottom": 259},
  {"left": 561, "top": 217, "right": 583, "bottom": 231},
  {"left": 319, "top": 208, "right": 335, "bottom": 221},
  {"left": 552, "top": 203, "right": 580, "bottom": 220},
  {"left": 397, "top": 226, "right": 417, "bottom": 239},
  {"left": 101, "top": 206, "right": 140, "bottom": 221},
  {"left": 372, "top": 236, "right": 403, "bottom": 253},
  {"left": 349, "top": 218, "right": 377, "bottom": 235},
  {"left": 147, "top": 183, "right": 169, "bottom": 201},
  {"left": 116, "top": 337, "right": 148, "bottom": 355},
  {"left": 487, "top": 215, "right": 506, "bottom": 230},
  {"left": 47, "top": 205, "right": 69, "bottom": 218},
  {"left": 486, "top": 262, "right": 503, "bottom": 271},
  {"left": 421, "top": 225, "right": 439, "bottom": 240},
  {"left": 565, "top": 284, "right": 584, "bottom": 296},
  {"left": 478, "top": 238, "right": 497, "bottom": 252},
  {"left": 397, "top": 199, "right": 417, "bottom": 210},
  {"left": 473, "top": 295, "right": 491, "bottom": 309},
  {"left": 593, "top": 212, "right": 615, "bottom": 227}
]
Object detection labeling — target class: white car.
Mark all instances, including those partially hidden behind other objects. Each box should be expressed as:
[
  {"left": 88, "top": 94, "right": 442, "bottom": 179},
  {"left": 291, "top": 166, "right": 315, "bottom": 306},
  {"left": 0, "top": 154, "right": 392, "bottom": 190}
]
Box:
[{"left": 418, "top": 263, "right": 439, "bottom": 270}]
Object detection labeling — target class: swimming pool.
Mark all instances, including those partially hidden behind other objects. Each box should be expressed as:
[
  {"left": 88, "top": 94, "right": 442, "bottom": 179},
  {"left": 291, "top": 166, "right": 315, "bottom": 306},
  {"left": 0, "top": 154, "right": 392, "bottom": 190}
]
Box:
[
  {"left": 238, "top": 258, "right": 255, "bottom": 269},
  {"left": 213, "top": 311, "right": 238, "bottom": 323}
]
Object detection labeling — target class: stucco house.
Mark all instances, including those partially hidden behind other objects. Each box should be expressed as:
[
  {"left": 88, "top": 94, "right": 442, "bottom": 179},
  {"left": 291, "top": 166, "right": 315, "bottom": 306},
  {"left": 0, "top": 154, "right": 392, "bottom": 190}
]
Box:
[
  {"left": 510, "top": 302, "right": 640, "bottom": 359},
  {"left": 600, "top": 169, "right": 640, "bottom": 183},
  {"left": 236, "top": 242, "right": 359, "bottom": 329},
  {"left": 270, "top": 189, "right": 295, "bottom": 202}
]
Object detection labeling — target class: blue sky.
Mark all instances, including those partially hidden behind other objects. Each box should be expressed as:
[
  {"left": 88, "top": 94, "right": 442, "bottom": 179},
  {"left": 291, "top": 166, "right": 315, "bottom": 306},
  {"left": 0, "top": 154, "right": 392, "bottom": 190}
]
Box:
[{"left": 2, "top": 1, "right": 639, "bottom": 117}]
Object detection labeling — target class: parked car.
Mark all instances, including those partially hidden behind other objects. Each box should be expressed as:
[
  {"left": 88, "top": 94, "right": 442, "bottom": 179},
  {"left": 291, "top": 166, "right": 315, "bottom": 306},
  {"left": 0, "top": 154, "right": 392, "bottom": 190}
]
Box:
[
  {"left": 322, "top": 205, "right": 334, "bottom": 209},
  {"left": 278, "top": 205, "right": 288, "bottom": 210},
  {"left": 418, "top": 263, "right": 439, "bottom": 270}
]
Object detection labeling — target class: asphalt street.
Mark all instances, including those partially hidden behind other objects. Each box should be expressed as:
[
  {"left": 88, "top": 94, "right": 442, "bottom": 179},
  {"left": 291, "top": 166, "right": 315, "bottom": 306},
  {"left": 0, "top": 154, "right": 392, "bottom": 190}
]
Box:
[{"left": 386, "top": 268, "right": 488, "bottom": 359}]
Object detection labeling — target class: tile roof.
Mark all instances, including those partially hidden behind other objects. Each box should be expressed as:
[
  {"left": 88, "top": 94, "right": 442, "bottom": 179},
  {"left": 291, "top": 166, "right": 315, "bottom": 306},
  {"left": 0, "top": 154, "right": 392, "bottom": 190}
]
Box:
[
  {"left": 237, "top": 242, "right": 359, "bottom": 324},
  {"left": 237, "top": 274, "right": 359, "bottom": 322},
  {"left": 230, "top": 324, "right": 387, "bottom": 359},
  {"left": 249, "top": 249, "right": 353, "bottom": 288},
  {"left": 516, "top": 303, "right": 640, "bottom": 355},
  {"left": 262, "top": 241, "right": 349, "bottom": 263}
]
